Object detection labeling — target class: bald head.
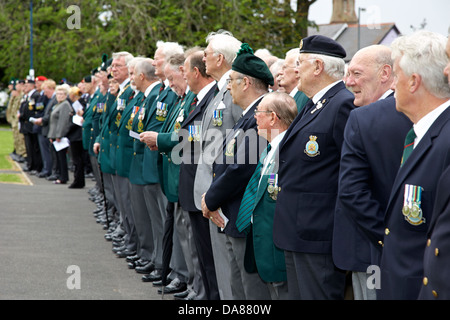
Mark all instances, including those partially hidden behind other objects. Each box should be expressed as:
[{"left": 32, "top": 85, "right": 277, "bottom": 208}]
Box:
[{"left": 346, "top": 45, "right": 394, "bottom": 106}]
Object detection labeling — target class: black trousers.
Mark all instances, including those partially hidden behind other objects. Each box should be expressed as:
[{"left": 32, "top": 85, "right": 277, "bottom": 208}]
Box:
[
  {"left": 24, "top": 133, "right": 43, "bottom": 171},
  {"left": 55, "top": 146, "right": 69, "bottom": 183},
  {"left": 69, "top": 140, "right": 85, "bottom": 187}
]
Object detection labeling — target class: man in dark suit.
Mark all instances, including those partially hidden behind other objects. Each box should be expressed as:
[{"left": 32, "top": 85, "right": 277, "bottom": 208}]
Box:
[
  {"left": 235, "top": 92, "right": 298, "bottom": 299},
  {"left": 273, "top": 35, "right": 355, "bottom": 300},
  {"left": 333, "top": 45, "right": 412, "bottom": 300},
  {"left": 378, "top": 30, "right": 450, "bottom": 300},
  {"left": 177, "top": 50, "right": 219, "bottom": 300},
  {"left": 201, "top": 43, "right": 272, "bottom": 300},
  {"left": 418, "top": 31, "right": 450, "bottom": 301}
]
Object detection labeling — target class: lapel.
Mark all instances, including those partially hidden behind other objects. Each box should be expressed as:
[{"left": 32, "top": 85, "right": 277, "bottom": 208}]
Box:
[
  {"left": 201, "top": 84, "right": 227, "bottom": 139},
  {"left": 282, "top": 82, "right": 345, "bottom": 147},
  {"left": 386, "top": 106, "right": 450, "bottom": 214},
  {"left": 183, "top": 83, "right": 217, "bottom": 128}
]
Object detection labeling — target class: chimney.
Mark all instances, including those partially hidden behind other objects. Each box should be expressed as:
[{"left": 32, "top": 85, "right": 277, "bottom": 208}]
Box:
[{"left": 330, "top": 0, "right": 358, "bottom": 24}]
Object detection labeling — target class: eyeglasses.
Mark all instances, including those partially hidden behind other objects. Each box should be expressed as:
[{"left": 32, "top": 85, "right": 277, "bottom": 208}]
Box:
[
  {"left": 111, "top": 64, "right": 126, "bottom": 69},
  {"left": 226, "top": 77, "right": 243, "bottom": 84},
  {"left": 254, "top": 109, "right": 273, "bottom": 114},
  {"left": 295, "top": 58, "right": 317, "bottom": 67}
]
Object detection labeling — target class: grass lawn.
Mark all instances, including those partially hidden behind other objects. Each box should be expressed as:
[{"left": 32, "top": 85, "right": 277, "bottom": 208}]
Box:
[{"left": 0, "top": 124, "right": 28, "bottom": 184}]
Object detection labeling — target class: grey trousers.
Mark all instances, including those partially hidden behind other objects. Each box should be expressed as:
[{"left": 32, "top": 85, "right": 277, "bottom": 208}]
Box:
[
  {"left": 142, "top": 183, "right": 167, "bottom": 269},
  {"left": 225, "top": 235, "right": 271, "bottom": 300},
  {"left": 352, "top": 271, "right": 377, "bottom": 300},
  {"left": 209, "top": 223, "right": 233, "bottom": 300},
  {"left": 129, "top": 183, "right": 154, "bottom": 261},
  {"left": 111, "top": 175, "right": 137, "bottom": 252},
  {"left": 174, "top": 203, "right": 205, "bottom": 299}
]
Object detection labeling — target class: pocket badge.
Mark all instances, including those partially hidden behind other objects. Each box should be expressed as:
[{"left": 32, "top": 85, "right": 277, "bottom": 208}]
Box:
[{"left": 304, "top": 135, "right": 320, "bottom": 157}]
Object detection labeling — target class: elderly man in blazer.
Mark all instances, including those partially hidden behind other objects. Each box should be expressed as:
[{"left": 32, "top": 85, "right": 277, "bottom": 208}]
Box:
[
  {"left": 273, "top": 35, "right": 355, "bottom": 300},
  {"left": 379, "top": 31, "right": 450, "bottom": 300},
  {"left": 418, "top": 31, "right": 450, "bottom": 300},
  {"left": 193, "top": 30, "right": 243, "bottom": 300},
  {"left": 201, "top": 43, "right": 273, "bottom": 300},
  {"left": 333, "top": 45, "right": 412, "bottom": 300},
  {"left": 236, "top": 92, "right": 298, "bottom": 299}
]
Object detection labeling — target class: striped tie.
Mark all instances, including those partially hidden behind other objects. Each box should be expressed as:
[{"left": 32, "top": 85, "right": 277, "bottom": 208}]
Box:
[
  {"left": 235, "top": 144, "right": 271, "bottom": 233},
  {"left": 401, "top": 127, "right": 416, "bottom": 167}
]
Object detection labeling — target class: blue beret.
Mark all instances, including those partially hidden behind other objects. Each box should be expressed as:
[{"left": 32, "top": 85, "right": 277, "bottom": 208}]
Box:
[{"left": 299, "top": 35, "right": 346, "bottom": 59}]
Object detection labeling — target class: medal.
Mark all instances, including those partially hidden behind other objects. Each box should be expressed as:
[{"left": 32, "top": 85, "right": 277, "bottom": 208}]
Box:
[
  {"left": 267, "top": 174, "right": 279, "bottom": 200},
  {"left": 402, "top": 184, "right": 425, "bottom": 226},
  {"left": 156, "top": 102, "right": 168, "bottom": 121},
  {"left": 213, "top": 110, "right": 223, "bottom": 127}
]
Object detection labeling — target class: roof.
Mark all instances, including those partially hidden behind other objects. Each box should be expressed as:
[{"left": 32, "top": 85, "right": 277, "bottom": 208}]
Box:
[{"left": 308, "top": 23, "right": 401, "bottom": 62}]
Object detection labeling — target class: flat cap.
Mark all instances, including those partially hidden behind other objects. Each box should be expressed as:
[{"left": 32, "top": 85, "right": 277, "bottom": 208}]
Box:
[
  {"left": 232, "top": 43, "right": 274, "bottom": 86},
  {"left": 299, "top": 35, "right": 346, "bottom": 59}
]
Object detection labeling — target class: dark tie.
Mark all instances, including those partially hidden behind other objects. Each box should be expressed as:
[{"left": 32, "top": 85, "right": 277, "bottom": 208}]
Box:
[
  {"left": 235, "top": 144, "right": 272, "bottom": 233},
  {"left": 189, "top": 97, "right": 198, "bottom": 115},
  {"left": 401, "top": 127, "right": 416, "bottom": 167},
  {"left": 159, "top": 83, "right": 165, "bottom": 93}
]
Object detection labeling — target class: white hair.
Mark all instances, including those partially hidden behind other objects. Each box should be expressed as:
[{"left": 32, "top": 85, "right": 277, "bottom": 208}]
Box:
[
  {"left": 306, "top": 53, "right": 345, "bottom": 80},
  {"left": 206, "top": 30, "right": 242, "bottom": 66},
  {"left": 112, "top": 51, "right": 134, "bottom": 65},
  {"left": 391, "top": 30, "right": 450, "bottom": 99},
  {"left": 134, "top": 58, "right": 157, "bottom": 81},
  {"left": 156, "top": 41, "right": 184, "bottom": 61}
]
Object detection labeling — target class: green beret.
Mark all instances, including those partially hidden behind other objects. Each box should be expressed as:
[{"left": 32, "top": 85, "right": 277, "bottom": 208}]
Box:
[{"left": 232, "top": 43, "right": 274, "bottom": 86}]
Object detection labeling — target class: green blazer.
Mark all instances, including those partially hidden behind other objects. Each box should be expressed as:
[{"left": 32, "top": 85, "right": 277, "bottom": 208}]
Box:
[
  {"left": 294, "top": 90, "right": 310, "bottom": 113},
  {"left": 88, "top": 92, "right": 107, "bottom": 157},
  {"left": 128, "top": 83, "right": 162, "bottom": 185},
  {"left": 116, "top": 91, "right": 144, "bottom": 178},
  {"left": 157, "top": 91, "right": 196, "bottom": 202},
  {"left": 244, "top": 146, "right": 287, "bottom": 283},
  {"left": 141, "top": 86, "right": 178, "bottom": 185},
  {"left": 98, "top": 84, "right": 133, "bottom": 174},
  {"left": 81, "top": 89, "right": 100, "bottom": 151},
  {"left": 109, "top": 84, "right": 135, "bottom": 172}
]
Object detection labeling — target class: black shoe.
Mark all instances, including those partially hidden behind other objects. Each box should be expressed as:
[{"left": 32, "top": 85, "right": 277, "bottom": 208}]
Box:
[
  {"left": 158, "top": 278, "right": 187, "bottom": 294},
  {"left": 68, "top": 184, "right": 85, "bottom": 189},
  {"left": 142, "top": 270, "right": 162, "bottom": 282},
  {"left": 135, "top": 261, "right": 155, "bottom": 274},
  {"left": 116, "top": 250, "right": 136, "bottom": 258}
]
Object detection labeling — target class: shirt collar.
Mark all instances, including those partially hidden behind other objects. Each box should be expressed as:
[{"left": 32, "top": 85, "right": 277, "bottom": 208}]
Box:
[
  {"left": 312, "top": 80, "right": 342, "bottom": 104},
  {"left": 217, "top": 70, "right": 232, "bottom": 91},
  {"left": 195, "top": 81, "right": 216, "bottom": 105},
  {"left": 242, "top": 94, "right": 266, "bottom": 117},
  {"left": 144, "top": 81, "right": 159, "bottom": 97},
  {"left": 413, "top": 99, "right": 450, "bottom": 148}
]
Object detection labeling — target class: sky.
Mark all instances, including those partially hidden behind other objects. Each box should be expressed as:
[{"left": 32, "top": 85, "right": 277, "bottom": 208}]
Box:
[{"left": 307, "top": 0, "right": 450, "bottom": 36}]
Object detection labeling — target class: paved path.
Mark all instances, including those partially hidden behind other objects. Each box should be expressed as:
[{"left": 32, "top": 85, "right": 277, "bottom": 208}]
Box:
[{"left": 0, "top": 166, "right": 167, "bottom": 300}]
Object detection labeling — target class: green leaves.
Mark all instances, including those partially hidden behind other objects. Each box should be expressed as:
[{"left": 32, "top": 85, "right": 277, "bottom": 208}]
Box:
[{"left": 0, "top": 0, "right": 316, "bottom": 85}]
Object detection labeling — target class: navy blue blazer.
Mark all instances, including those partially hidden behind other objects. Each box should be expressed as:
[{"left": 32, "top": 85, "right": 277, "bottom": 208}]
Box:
[
  {"left": 273, "top": 81, "right": 355, "bottom": 254},
  {"left": 379, "top": 106, "right": 450, "bottom": 300},
  {"left": 333, "top": 96, "right": 412, "bottom": 272},
  {"left": 418, "top": 164, "right": 450, "bottom": 299},
  {"left": 204, "top": 98, "right": 266, "bottom": 238},
  {"left": 178, "top": 83, "right": 217, "bottom": 212}
]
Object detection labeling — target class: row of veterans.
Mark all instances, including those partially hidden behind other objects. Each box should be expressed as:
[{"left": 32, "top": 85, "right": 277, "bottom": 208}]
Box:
[
  {"left": 6, "top": 77, "right": 92, "bottom": 187},
  {"left": 10, "top": 28, "right": 450, "bottom": 300}
]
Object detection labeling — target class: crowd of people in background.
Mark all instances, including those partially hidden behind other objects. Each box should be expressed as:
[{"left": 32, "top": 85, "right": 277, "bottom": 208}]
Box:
[{"left": 4, "top": 28, "right": 450, "bottom": 300}]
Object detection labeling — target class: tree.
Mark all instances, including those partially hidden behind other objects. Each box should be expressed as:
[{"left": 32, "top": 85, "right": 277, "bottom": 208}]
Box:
[{"left": 0, "top": 0, "right": 316, "bottom": 84}]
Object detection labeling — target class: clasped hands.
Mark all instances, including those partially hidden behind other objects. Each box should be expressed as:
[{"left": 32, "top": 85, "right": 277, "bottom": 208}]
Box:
[{"left": 201, "top": 193, "right": 225, "bottom": 229}]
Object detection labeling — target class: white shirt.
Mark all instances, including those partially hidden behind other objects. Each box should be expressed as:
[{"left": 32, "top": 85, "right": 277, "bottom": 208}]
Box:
[
  {"left": 289, "top": 87, "right": 299, "bottom": 98},
  {"left": 261, "top": 131, "right": 286, "bottom": 179},
  {"left": 413, "top": 99, "right": 450, "bottom": 148},
  {"left": 144, "top": 81, "right": 159, "bottom": 98},
  {"left": 312, "top": 80, "right": 342, "bottom": 105},
  {"left": 217, "top": 70, "right": 231, "bottom": 92},
  {"left": 379, "top": 89, "right": 394, "bottom": 100},
  {"left": 195, "top": 81, "right": 216, "bottom": 106}
]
